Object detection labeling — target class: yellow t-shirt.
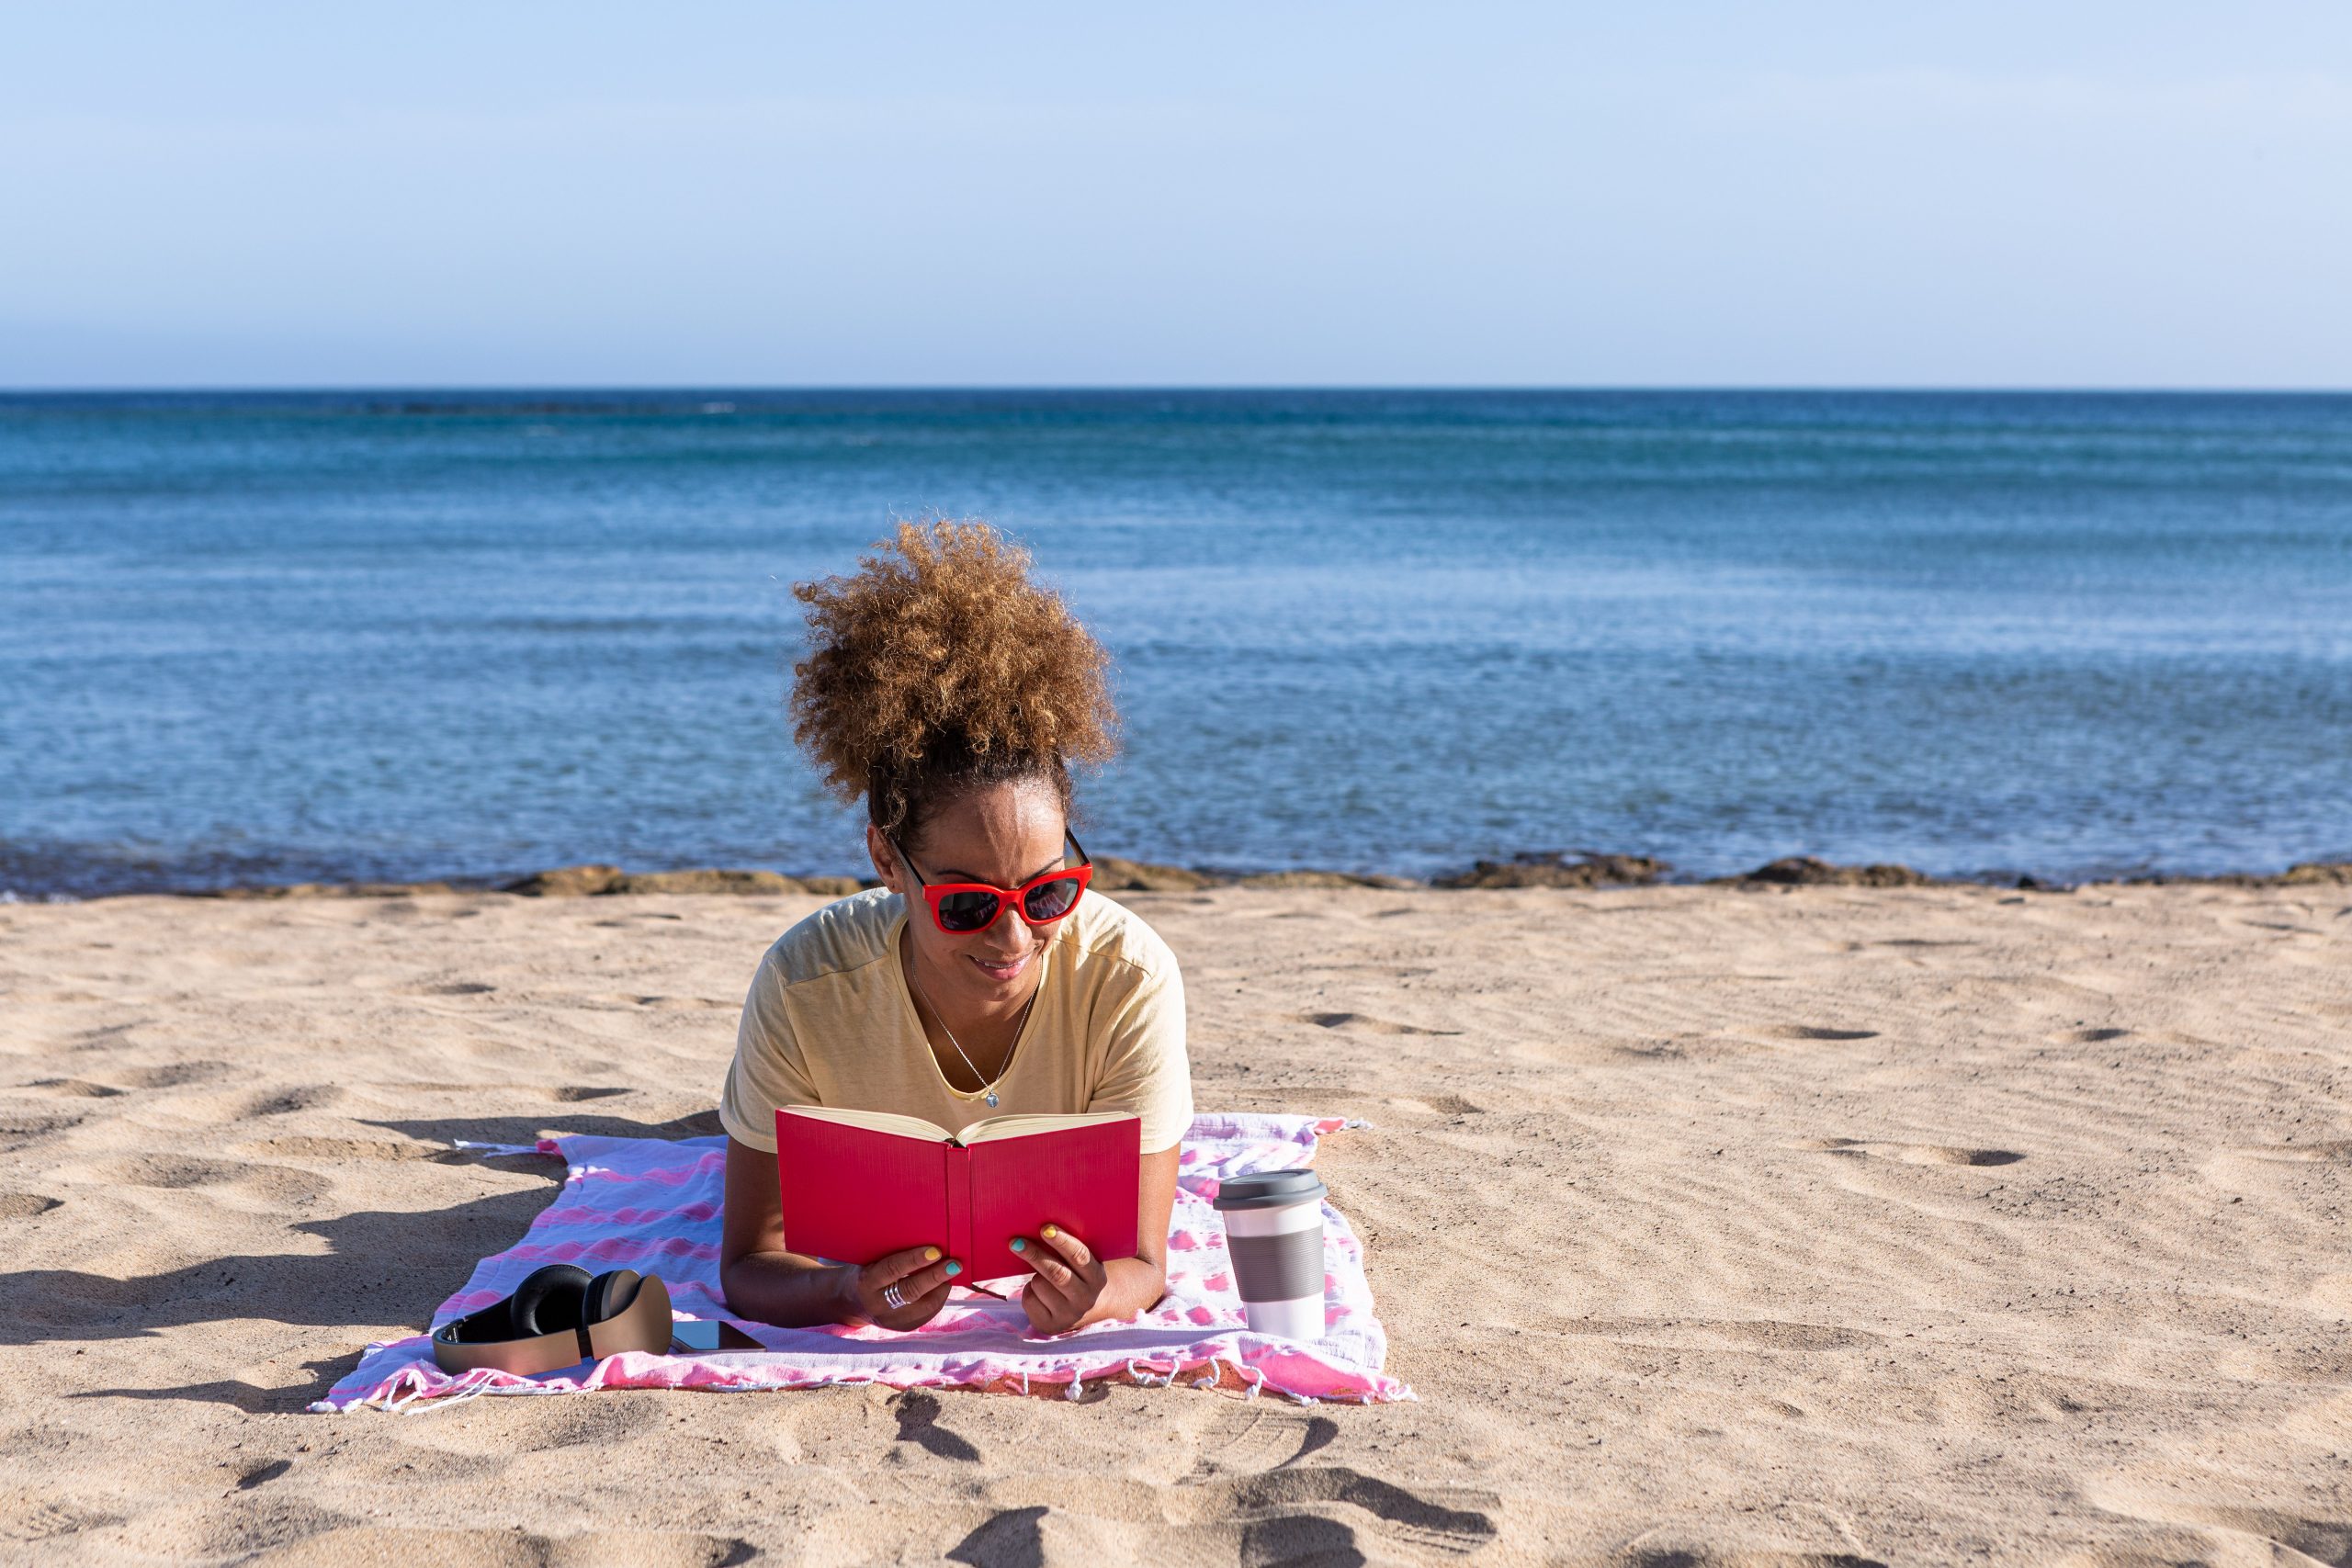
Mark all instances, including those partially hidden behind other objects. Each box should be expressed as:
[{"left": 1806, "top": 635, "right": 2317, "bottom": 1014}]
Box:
[{"left": 719, "top": 887, "right": 1193, "bottom": 1155}]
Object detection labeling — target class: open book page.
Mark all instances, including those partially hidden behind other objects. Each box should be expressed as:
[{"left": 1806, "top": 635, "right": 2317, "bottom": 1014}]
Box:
[
  {"left": 778, "top": 1104, "right": 953, "bottom": 1143},
  {"left": 954, "top": 1110, "right": 1138, "bottom": 1145}
]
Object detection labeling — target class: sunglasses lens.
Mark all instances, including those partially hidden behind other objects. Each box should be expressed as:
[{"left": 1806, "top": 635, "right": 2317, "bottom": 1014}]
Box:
[
  {"left": 1022, "top": 874, "right": 1083, "bottom": 922},
  {"left": 934, "top": 891, "right": 1001, "bottom": 932}
]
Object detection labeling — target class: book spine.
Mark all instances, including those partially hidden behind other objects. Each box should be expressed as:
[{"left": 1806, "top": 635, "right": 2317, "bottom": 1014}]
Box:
[{"left": 944, "top": 1144, "right": 972, "bottom": 1269}]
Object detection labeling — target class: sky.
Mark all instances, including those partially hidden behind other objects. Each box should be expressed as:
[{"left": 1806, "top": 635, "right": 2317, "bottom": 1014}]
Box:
[{"left": 2, "top": 4, "right": 2347, "bottom": 389}]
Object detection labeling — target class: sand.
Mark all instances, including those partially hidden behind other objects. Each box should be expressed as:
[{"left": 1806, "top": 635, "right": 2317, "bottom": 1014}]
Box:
[{"left": 3, "top": 881, "right": 2348, "bottom": 1566}]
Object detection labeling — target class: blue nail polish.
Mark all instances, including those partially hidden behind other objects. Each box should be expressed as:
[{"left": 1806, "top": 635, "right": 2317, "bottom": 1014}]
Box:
[
  {"left": 944, "top": 1259, "right": 963, "bottom": 1277},
  {"left": 1010, "top": 1237, "right": 1026, "bottom": 1253}
]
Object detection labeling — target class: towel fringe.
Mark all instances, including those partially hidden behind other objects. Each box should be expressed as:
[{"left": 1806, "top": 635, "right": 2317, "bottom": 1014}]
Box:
[
  {"left": 400, "top": 1375, "right": 495, "bottom": 1415},
  {"left": 1125, "top": 1358, "right": 1175, "bottom": 1389}
]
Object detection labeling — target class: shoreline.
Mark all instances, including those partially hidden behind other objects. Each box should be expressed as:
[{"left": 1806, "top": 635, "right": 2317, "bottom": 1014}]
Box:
[{"left": 6, "top": 849, "right": 2347, "bottom": 904}]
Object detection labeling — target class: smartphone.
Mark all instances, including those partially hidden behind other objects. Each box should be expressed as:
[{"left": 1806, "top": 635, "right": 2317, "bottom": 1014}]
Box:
[{"left": 670, "top": 1319, "right": 763, "bottom": 1353}]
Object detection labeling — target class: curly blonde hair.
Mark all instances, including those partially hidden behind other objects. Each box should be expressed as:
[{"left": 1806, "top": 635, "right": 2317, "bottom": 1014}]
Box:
[{"left": 789, "top": 521, "right": 1118, "bottom": 844}]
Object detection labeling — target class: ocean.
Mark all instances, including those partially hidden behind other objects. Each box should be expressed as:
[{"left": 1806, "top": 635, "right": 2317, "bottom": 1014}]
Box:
[{"left": 3, "top": 389, "right": 2347, "bottom": 897}]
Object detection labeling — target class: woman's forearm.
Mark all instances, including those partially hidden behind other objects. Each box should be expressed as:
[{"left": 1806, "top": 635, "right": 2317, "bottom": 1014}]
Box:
[
  {"left": 726, "top": 1246, "right": 1166, "bottom": 1334},
  {"left": 720, "top": 1249, "right": 862, "bottom": 1328}
]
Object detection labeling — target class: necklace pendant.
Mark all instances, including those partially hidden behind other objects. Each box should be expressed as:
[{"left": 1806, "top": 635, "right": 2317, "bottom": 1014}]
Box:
[{"left": 984, "top": 1090, "right": 1000, "bottom": 1109}]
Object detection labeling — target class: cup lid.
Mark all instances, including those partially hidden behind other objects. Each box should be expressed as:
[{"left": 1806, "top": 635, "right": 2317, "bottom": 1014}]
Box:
[{"left": 1212, "top": 1170, "right": 1329, "bottom": 1211}]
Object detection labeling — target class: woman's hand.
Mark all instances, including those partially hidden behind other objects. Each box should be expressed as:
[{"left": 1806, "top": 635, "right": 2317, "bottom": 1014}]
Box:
[
  {"left": 1012, "top": 1224, "right": 1109, "bottom": 1336},
  {"left": 847, "top": 1245, "right": 962, "bottom": 1330}
]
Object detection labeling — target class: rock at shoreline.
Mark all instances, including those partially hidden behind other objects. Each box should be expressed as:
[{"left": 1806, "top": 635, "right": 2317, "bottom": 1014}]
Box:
[
  {"left": 501, "top": 864, "right": 630, "bottom": 897},
  {"left": 1721, "top": 857, "right": 1938, "bottom": 888},
  {"left": 610, "top": 869, "right": 807, "bottom": 897},
  {"left": 1237, "top": 870, "right": 1423, "bottom": 890},
  {"left": 1434, "top": 852, "right": 1670, "bottom": 890},
  {"left": 1089, "top": 856, "right": 1218, "bottom": 893},
  {"left": 205, "top": 864, "right": 869, "bottom": 900},
  {"left": 210, "top": 880, "right": 458, "bottom": 900},
  {"left": 2126, "top": 861, "right": 2352, "bottom": 888},
  {"left": 500, "top": 865, "right": 840, "bottom": 897}
]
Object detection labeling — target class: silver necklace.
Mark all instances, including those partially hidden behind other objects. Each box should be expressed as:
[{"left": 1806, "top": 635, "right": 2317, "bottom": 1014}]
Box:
[{"left": 909, "top": 965, "right": 1034, "bottom": 1109}]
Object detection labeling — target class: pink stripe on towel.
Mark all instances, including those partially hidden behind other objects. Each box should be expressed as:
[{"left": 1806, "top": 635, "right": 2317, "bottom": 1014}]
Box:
[{"left": 315, "top": 1112, "right": 1408, "bottom": 1409}]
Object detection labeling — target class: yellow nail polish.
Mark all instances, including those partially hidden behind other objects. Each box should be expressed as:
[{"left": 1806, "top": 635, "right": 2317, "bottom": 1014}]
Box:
[
  {"left": 924, "top": 1247, "right": 942, "bottom": 1262},
  {"left": 1040, "top": 1223, "right": 1058, "bottom": 1239}
]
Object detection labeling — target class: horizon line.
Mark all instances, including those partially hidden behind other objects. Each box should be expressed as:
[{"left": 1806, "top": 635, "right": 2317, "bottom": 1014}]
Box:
[{"left": 6, "top": 382, "right": 2351, "bottom": 398}]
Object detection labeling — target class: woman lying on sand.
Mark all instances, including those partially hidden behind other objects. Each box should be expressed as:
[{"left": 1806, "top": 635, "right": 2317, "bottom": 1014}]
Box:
[{"left": 718, "top": 522, "right": 1193, "bottom": 1336}]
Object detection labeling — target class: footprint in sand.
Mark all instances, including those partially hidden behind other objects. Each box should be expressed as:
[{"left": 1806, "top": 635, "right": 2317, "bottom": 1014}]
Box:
[
  {"left": 1391, "top": 1092, "right": 1483, "bottom": 1118},
  {"left": 104, "top": 1155, "right": 329, "bottom": 1201},
  {"left": 2052, "top": 1026, "right": 2131, "bottom": 1043},
  {"left": 243, "top": 1084, "right": 343, "bottom": 1117},
  {"left": 232, "top": 1525, "right": 747, "bottom": 1567},
  {"left": 1609, "top": 1547, "right": 1892, "bottom": 1567},
  {"left": 1797, "top": 1137, "right": 2024, "bottom": 1167},
  {"left": 0, "top": 1191, "right": 62, "bottom": 1218},
  {"left": 1212, "top": 1466, "right": 1500, "bottom": 1557},
  {"left": 6, "top": 1499, "right": 128, "bottom": 1543},
  {"left": 236, "top": 1134, "right": 430, "bottom": 1162},
  {"left": 2237, "top": 1140, "right": 2352, "bottom": 1164},
  {"left": 388, "top": 1396, "right": 665, "bottom": 1458},
  {"left": 1293, "top": 1011, "right": 1463, "bottom": 1036},
  {"left": 2072, "top": 1486, "right": 2352, "bottom": 1568},
  {"left": 23, "top": 1077, "right": 124, "bottom": 1099},
  {"left": 234, "top": 1458, "right": 295, "bottom": 1491},
  {"left": 111, "top": 1061, "right": 234, "bottom": 1089},
  {"left": 0, "top": 1111, "right": 85, "bottom": 1152},
  {"left": 1185, "top": 1404, "right": 1339, "bottom": 1477},
  {"left": 392, "top": 1082, "right": 631, "bottom": 1103},
  {"left": 950, "top": 1463, "right": 1496, "bottom": 1566},
  {"left": 1765, "top": 1024, "right": 1880, "bottom": 1042},
  {"left": 1557, "top": 1316, "right": 1882, "bottom": 1352}
]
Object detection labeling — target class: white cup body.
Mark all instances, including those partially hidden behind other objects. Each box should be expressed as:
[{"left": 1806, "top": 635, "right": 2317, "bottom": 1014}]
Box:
[{"left": 1219, "top": 1197, "right": 1327, "bottom": 1342}]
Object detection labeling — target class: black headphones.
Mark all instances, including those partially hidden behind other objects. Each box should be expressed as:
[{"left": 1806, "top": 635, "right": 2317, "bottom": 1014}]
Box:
[{"left": 432, "top": 1264, "right": 674, "bottom": 1376}]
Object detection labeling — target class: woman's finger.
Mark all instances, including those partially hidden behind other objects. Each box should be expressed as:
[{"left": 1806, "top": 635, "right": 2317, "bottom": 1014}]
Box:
[
  {"left": 885, "top": 1278, "right": 956, "bottom": 1329},
  {"left": 1018, "top": 1241, "right": 1075, "bottom": 1292},
  {"left": 1020, "top": 1260, "right": 1071, "bottom": 1313},
  {"left": 888, "top": 1256, "right": 962, "bottom": 1303},
  {"left": 902, "top": 1276, "right": 956, "bottom": 1314},
  {"left": 877, "top": 1269, "right": 959, "bottom": 1324},
  {"left": 870, "top": 1245, "right": 947, "bottom": 1287},
  {"left": 1035, "top": 1223, "right": 1095, "bottom": 1273},
  {"left": 1019, "top": 1279, "right": 1071, "bottom": 1334}
]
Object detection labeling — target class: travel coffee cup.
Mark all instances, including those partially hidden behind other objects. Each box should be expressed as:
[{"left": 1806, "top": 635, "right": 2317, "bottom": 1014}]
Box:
[{"left": 1213, "top": 1170, "right": 1329, "bottom": 1341}]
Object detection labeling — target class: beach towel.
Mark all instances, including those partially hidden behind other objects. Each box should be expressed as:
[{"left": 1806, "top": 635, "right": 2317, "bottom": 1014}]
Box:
[{"left": 315, "top": 1112, "right": 1410, "bottom": 1410}]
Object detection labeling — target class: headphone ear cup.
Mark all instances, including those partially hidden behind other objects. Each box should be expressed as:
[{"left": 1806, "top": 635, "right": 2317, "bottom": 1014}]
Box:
[
  {"left": 509, "top": 1264, "right": 594, "bottom": 1337},
  {"left": 582, "top": 1269, "right": 643, "bottom": 1325}
]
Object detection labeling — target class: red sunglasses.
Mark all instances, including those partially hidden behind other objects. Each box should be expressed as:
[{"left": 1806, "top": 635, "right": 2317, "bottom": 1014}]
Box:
[{"left": 889, "top": 829, "right": 1094, "bottom": 935}]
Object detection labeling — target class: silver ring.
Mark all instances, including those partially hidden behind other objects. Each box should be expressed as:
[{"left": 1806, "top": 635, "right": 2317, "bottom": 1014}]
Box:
[{"left": 882, "top": 1282, "right": 907, "bottom": 1310}]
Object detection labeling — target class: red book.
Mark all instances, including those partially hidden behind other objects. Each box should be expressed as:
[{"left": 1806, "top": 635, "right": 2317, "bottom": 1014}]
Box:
[{"left": 775, "top": 1106, "right": 1140, "bottom": 1283}]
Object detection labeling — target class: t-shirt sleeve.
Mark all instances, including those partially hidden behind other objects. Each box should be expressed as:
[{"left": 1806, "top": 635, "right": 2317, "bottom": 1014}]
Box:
[
  {"left": 718, "top": 949, "right": 821, "bottom": 1153},
  {"left": 1086, "top": 955, "right": 1193, "bottom": 1154}
]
